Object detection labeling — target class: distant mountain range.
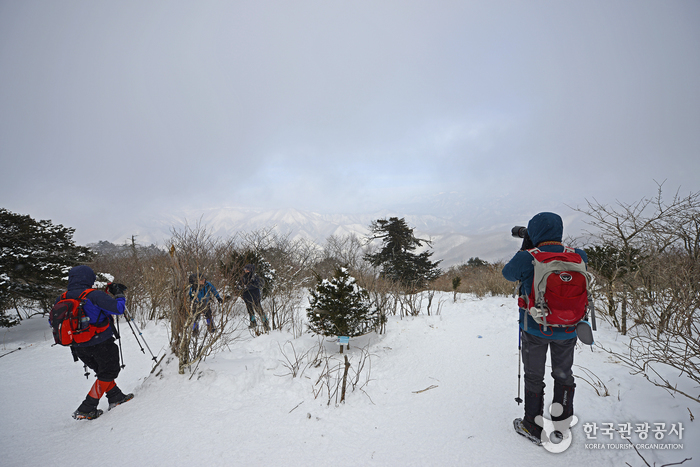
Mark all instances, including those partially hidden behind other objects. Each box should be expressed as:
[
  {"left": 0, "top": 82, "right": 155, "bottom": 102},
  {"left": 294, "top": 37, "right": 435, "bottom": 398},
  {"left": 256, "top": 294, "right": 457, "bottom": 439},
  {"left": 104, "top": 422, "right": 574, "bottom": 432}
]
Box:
[{"left": 114, "top": 204, "right": 523, "bottom": 268}]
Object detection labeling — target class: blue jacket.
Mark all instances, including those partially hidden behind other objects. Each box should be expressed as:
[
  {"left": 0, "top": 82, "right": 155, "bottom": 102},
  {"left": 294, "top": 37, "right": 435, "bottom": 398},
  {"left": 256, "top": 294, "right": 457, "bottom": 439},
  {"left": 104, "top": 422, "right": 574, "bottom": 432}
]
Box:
[
  {"left": 502, "top": 212, "right": 588, "bottom": 340},
  {"left": 56, "top": 265, "right": 125, "bottom": 347},
  {"left": 188, "top": 281, "right": 222, "bottom": 307}
]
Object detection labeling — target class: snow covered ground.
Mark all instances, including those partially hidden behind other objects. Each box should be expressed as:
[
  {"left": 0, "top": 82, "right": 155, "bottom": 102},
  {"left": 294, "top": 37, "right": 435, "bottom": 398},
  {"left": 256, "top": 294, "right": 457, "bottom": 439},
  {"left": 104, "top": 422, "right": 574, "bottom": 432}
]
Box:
[{"left": 1, "top": 293, "right": 696, "bottom": 467}]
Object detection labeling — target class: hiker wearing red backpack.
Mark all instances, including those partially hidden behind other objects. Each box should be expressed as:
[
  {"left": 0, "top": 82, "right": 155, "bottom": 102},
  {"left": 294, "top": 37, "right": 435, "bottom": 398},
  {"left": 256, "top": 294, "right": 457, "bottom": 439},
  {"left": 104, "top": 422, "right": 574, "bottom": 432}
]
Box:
[
  {"left": 502, "top": 212, "right": 589, "bottom": 446},
  {"left": 54, "top": 265, "right": 134, "bottom": 420}
]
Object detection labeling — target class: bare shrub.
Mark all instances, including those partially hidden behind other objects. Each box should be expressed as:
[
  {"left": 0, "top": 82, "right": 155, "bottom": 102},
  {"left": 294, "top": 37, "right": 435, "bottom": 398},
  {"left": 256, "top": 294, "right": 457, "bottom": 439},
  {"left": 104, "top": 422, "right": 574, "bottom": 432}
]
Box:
[
  {"left": 573, "top": 183, "right": 694, "bottom": 334},
  {"left": 90, "top": 239, "right": 170, "bottom": 323},
  {"left": 313, "top": 342, "right": 373, "bottom": 406},
  {"left": 576, "top": 184, "right": 700, "bottom": 402},
  {"left": 354, "top": 273, "right": 393, "bottom": 333},
  {"left": 433, "top": 261, "right": 512, "bottom": 298},
  {"left": 235, "top": 229, "right": 318, "bottom": 337},
  {"left": 167, "top": 222, "right": 244, "bottom": 374}
]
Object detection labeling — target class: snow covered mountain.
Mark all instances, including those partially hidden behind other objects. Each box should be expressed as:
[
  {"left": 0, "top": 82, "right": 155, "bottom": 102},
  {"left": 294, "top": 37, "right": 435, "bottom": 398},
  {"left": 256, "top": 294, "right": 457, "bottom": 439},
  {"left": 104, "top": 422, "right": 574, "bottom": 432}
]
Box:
[{"left": 117, "top": 206, "right": 519, "bottom": 267}]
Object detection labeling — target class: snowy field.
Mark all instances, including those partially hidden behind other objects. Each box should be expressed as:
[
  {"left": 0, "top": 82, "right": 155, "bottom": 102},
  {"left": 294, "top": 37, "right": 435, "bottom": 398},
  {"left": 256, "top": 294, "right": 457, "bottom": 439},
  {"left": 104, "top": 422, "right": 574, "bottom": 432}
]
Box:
[{"left": 0, "top": 293, "right": 696, "bottom": 467}]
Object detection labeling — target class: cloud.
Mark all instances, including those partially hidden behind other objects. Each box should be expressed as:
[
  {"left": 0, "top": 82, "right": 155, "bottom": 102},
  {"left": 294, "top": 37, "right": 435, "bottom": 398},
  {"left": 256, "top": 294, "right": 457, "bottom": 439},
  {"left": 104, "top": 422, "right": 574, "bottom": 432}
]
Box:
[{"left": 1, "top": 0, "right": 699, "bottom": 244}]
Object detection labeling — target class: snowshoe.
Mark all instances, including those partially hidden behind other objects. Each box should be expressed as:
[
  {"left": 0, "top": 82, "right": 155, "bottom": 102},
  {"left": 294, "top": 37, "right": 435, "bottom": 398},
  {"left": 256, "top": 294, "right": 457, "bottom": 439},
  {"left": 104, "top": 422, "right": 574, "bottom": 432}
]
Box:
[
  {"left": 72, "top": 408, "right": 103, "bottom": 420},
  {"left": 513, "top": 418, "right": 542, "bottom": 446},
  {"left": 108, "top": 393, "right": 134, "bottom": 411}
]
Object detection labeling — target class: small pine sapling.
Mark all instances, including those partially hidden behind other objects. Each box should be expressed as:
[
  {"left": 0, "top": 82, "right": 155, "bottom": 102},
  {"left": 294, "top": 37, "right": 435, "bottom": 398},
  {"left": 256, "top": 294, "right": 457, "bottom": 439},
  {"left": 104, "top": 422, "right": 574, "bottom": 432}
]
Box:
[{"left": 307, "top": 267, "right": 380, "bottom": 352}]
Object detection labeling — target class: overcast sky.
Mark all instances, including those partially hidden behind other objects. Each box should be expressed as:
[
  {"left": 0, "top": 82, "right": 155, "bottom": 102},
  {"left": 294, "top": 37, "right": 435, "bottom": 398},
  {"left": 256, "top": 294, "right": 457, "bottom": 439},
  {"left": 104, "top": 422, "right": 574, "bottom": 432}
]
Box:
[{"left": 1, "top": 1, "right": 699, "bottom": 245}]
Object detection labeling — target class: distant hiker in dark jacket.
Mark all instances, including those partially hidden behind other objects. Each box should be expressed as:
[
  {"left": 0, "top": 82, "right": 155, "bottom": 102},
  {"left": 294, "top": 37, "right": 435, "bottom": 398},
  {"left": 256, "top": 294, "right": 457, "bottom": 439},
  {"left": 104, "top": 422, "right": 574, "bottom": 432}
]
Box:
[
  {"left": 188, "top": 273, "right": 222, "bottom": 334},
  {"left": 502, "top": 212, "right": 588, "bottom": 445},
  {"left": 237, "top": 264, "right": 269, "bottom": 331},
  {"left": 55, "top": 265, "right": 134, "bottom": 420}
]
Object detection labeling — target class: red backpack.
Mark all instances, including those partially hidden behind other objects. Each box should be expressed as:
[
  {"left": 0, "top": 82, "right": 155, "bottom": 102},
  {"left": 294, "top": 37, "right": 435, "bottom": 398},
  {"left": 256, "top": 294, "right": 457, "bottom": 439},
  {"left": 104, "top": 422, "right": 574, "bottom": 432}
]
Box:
[
  {"left": 49, "top": 289, "right": 109, "bottom": 345},
  {"left": 518, "top": 247, "right": 593, "bottom": 330}
]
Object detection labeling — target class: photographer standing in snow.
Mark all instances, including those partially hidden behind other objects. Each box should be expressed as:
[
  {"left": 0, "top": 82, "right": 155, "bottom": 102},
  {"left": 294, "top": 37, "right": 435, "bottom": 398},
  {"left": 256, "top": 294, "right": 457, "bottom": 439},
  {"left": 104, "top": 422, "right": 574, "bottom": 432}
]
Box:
[{"left": 502, "top": 212, "right": 588, "bottom": 445}]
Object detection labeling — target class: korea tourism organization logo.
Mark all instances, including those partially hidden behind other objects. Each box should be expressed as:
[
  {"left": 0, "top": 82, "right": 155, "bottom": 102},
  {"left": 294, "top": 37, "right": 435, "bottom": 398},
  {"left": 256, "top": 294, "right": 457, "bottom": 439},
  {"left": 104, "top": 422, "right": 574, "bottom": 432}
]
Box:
[
  {"left": 582, "top": 420, "right": 685, "bottom": 451},
  {"left": 534, "top": 407, "right": 685, "bottom": 454}
]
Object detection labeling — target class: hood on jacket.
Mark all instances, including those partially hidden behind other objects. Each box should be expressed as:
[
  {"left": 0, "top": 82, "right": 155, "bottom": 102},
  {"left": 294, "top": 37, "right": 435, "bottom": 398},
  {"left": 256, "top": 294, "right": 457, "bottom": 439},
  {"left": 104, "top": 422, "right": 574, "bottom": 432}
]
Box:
[
  {"left": 244, "top": 264, "right": 256, "bottom": 274},
  {"left": 527, "top": 212, "right": 563, "bottom": 246},
  {"left": 67, "top": 265, "right": 96, "bottom": 290}
]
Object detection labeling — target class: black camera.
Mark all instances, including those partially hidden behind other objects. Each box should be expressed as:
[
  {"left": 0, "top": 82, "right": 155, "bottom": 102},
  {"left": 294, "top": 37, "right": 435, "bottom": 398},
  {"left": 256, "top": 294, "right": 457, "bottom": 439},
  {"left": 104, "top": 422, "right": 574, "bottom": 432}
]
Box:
[
  {"left": 511, "top": 226, "right": 527, "bottom": 238},
  {"left": 511, "top": 226, "right": 534, "bottom": 250}
]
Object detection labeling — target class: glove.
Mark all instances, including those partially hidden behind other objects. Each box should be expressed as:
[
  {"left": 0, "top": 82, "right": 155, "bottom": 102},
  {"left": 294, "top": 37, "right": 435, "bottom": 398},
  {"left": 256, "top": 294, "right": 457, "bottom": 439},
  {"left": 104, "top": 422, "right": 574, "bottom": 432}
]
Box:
[
  {"left": 107, "top": 282, "right": 128, "bottom": 298},
  {"left": 217, "top": 296, "right": 223, "bottom": 304},
  {"left": 520, "top": 233, "right": 534, "bottom": 251}
]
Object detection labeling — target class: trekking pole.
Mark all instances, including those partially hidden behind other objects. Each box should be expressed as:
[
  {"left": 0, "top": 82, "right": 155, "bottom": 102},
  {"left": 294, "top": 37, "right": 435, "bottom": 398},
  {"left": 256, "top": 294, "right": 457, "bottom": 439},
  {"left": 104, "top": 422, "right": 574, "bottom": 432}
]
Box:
[
  {"left": 122, "top": 311, "right": 146, "bottom": 355},
  {"left": 83, "top": 363, "right": 90, "bottom": 379},
  {"left": 515, "top": 327, "right": 523, "bottom": 405},
  {"left": 0, "top": 347, "right": 22, "bottom": 359},
  {"left": 116, "top": 316, "right": 126, "bottom": 369},
  {"left": 123, "top": 307, "right": 158, "bottom": 363}
]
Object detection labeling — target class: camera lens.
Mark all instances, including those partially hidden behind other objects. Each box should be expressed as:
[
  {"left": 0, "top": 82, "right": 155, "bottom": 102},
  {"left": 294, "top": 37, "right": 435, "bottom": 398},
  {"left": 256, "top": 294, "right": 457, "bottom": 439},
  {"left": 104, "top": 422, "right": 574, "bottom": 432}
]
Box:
[{"left": 511, "top": 226, "right": 527, "bottom": 238}]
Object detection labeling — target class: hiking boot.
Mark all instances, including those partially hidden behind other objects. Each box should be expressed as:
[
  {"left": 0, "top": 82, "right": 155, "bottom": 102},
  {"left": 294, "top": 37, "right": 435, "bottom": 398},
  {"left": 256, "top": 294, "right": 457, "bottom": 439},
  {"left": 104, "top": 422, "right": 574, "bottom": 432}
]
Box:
[
  {"left": 514, "top": 418, "right": 542, "bottom": 446},
  {"left": 72, "top": 408, "right": 103, "bottom": 420},
  {"left": 108, "top": 393, "right": 134, "bottom": 411}
]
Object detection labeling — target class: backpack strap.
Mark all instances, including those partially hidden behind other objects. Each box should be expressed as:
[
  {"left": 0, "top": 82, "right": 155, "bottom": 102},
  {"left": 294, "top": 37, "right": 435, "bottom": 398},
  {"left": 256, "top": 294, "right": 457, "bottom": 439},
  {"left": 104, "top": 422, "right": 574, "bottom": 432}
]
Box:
[
  {"left": 79, "top": 288, "right": 111, "bottom": 337},
  {"left": 78, "top": 288, "right": 95, "bottom": 300}
]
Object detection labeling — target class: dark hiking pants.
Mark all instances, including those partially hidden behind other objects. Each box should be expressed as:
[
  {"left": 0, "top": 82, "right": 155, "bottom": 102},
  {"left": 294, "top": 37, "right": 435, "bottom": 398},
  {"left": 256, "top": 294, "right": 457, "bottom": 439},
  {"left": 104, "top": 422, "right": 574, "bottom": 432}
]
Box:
[
  {"left": 520, "top": 330, "right": 576, "bottom": 394},
  {"left": 73, "top": 338, "right": 121, "bottom": 382}
]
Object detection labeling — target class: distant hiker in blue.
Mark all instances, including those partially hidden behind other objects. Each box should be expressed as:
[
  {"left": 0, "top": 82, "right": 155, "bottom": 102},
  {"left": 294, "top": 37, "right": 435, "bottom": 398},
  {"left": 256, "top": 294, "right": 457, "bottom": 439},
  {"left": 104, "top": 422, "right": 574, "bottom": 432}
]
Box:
[
  {"left": 188, "top": 273, "right": 222, "bottom": 334},
  {"left": 52, "top": 265, "right": 134, "bottom": 420},
  {"left": 502, "top": 212, "right": 588, "bottom": 446}
]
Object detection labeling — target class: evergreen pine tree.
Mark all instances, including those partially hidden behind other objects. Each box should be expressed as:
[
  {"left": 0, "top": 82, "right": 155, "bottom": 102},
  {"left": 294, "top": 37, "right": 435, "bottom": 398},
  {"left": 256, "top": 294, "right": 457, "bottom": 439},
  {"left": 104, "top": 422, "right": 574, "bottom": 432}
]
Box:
[
  {"left": 307, "top": 267, "right": 380, "bottom": 339},
  {"left": 0, "top": 208, "right": 92, "bottom": 326},
  {"left": 364, "top": 217, "right": 442, "bottom": 291}
]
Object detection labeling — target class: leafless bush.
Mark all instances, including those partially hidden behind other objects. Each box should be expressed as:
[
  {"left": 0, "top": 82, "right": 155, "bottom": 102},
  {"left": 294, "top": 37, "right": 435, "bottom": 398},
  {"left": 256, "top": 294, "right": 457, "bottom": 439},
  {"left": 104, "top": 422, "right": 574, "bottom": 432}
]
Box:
[
  {"left": 352, "top": 270, "right": 394, "bottom": 333},
  {"left": 277, "top": 338, "right": 374, "bottom": 406},
  {"left": 573, "top": 364, "right": 610, "bottom": 397},
  {"left": 90, "top": 239, "right": 170, "bottom": 323},
  {"left": 167, "top": 222, "right": 244, "bottom": 374},
  {"left": 433, "top": 262, "right": 512, "bottom": 298},
  {"left": 575, "top": 184, "right": 700, "bottom": 402},
  {"left": 320, "top": 233, "right": 367, "bottom": 273},
  {"left": 312, "top": 342, "right": 373, "bottom": 406},
  {"left": 237, "top": 229, "right": 318, "bottom": 337},
  {"left": 276, "top": 339, "right": 324, "bottom": 379},
  {"left": 573, "top": 183, "right": 695, "bottom": 335}
]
